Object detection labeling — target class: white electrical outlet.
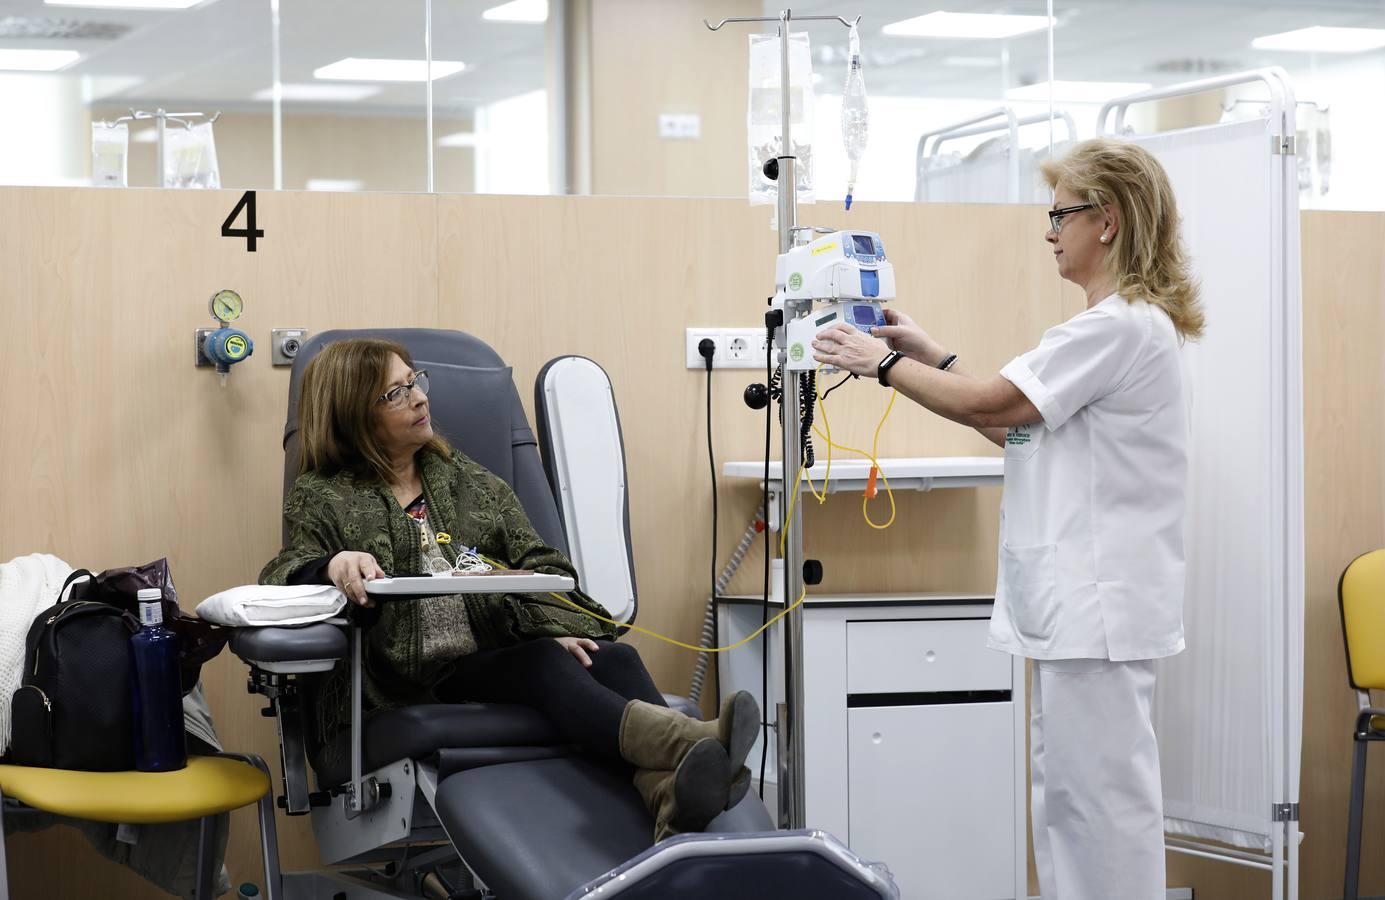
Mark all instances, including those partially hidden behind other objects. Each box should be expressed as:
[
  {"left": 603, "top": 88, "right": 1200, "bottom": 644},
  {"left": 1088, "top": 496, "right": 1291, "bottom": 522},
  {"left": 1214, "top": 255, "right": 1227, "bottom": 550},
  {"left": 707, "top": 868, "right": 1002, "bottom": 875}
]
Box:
[
  {"left": 686, "top": 327, "right": 770, "bottom": 369},
  {"left": 658, "top": 113, "right": 702, "bottom": 140},
  {"left": 685, "top": 329, "right": 722, "bottom": 369},
  {"left": 726, "top": 334, "right": 752, "bottom": 361}
]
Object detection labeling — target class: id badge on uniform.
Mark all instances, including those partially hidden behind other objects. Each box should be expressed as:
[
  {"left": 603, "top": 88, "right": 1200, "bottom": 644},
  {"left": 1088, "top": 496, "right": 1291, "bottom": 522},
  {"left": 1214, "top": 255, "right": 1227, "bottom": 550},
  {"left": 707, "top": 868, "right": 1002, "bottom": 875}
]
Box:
[{"left": 1005, "top": 423, "right": 1043, "bottom": 461}]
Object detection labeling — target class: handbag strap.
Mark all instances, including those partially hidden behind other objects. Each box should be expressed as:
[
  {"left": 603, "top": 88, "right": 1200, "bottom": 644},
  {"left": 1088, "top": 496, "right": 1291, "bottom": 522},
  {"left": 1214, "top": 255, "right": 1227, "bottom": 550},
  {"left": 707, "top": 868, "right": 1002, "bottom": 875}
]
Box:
[{"left": 58, "top": 569, "right": 94, "bottom": 604}]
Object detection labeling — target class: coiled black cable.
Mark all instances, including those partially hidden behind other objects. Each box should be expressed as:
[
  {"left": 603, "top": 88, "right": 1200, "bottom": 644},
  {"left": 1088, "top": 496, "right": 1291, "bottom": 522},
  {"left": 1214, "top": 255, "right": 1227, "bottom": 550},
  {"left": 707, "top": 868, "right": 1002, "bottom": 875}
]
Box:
[
  {"left": 766, "top": 365, "right": 817, "bottom": 468},
  {"left": 798, "top": 372, "right": 817, "bottom": 468}
]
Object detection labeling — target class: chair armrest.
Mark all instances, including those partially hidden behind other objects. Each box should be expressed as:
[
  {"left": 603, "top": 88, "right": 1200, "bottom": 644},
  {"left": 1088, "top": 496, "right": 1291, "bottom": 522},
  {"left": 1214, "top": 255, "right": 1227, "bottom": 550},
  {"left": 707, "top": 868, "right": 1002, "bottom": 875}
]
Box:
[{"left": 230, "top": 623, "right": 347, "bottom": 674}]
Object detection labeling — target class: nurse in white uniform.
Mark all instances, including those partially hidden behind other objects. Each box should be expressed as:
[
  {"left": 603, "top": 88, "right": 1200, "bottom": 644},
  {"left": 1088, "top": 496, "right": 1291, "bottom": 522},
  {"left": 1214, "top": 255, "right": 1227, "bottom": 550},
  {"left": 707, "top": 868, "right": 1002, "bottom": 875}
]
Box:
[{"left": 812, "top": 137, "right": 1203, "bottom": 900}]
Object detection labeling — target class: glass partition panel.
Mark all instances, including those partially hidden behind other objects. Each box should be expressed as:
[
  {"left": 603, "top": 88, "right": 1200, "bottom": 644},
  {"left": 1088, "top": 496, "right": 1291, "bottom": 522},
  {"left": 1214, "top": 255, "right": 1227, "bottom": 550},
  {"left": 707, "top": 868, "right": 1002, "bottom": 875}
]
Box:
[
  {"left": 0, "top": 0, "right": 272, "bottom": 189},
  {"left": 431, "top": 0, "right": 553, "bottom": 195},
  {"left": 1053, "top": 0, "right": 1385, "bottom": 210},
  {"left": 768, "top": 0, "right": 1058, "bottom": 205},
  {"left": 277, "top": 0, "right": 427, "bottom": 193}
]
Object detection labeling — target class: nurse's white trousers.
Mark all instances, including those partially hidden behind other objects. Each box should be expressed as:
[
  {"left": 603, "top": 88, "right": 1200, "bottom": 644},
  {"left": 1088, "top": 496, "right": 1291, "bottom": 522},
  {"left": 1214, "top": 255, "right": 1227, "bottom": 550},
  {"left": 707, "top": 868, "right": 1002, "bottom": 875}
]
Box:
[{"left": 1031, "top": 658, "right": 1165, "bottom": 900}]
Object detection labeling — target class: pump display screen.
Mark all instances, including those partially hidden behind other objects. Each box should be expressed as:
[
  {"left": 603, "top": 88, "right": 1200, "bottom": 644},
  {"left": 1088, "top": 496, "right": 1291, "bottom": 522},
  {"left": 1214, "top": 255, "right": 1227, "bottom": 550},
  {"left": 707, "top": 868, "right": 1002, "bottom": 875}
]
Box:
[
  {"left": 852, "top": 305, "right": 878, "bottom": 326},
  {"left": 852, "top": 234, "right": 875, "bottom": 256}
]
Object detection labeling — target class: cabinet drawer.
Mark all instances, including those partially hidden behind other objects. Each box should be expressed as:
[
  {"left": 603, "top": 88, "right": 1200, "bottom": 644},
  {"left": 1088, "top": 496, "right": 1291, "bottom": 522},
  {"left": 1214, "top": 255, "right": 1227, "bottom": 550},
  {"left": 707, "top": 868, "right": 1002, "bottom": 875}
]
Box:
[
  {"left": 848, "top": 703, "right": 1018, "bottom": 898},
  {"left": 846, "top": 618, "right": 1010, "bottom": 696}
]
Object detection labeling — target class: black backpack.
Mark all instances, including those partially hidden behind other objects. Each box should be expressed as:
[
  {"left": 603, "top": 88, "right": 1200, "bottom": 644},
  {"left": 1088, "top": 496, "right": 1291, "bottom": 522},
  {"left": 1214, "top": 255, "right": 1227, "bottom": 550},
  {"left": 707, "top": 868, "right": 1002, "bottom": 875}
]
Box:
[{"left": 10, "top": 570, "right": 140, "bottom": 770}]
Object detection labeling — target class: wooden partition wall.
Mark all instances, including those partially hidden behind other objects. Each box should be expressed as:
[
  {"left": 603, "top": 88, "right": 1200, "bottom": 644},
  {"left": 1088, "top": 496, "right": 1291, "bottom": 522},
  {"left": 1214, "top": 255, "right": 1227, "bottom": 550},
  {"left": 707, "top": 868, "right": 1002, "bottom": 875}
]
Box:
[{"left": 0, "top": 187, "right": 1380, "bottom": 899}]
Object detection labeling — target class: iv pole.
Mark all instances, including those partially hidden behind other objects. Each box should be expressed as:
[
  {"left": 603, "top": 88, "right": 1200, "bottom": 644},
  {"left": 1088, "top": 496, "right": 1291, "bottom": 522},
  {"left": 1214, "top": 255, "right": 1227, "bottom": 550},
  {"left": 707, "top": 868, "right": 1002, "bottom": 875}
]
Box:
[
  {"left": 97, "top": 108, "right": 221, "bottom": 185},
  {"left": 704, "top": 8, "right": 860, "bottom": 831}
]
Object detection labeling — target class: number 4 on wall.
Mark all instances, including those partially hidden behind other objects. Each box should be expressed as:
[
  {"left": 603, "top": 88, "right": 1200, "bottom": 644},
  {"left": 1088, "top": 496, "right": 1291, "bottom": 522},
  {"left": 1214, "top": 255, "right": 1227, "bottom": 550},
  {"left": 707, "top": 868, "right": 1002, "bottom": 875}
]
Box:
[{"left": 221, "top": 190, "right": 265, "bottom": 252}]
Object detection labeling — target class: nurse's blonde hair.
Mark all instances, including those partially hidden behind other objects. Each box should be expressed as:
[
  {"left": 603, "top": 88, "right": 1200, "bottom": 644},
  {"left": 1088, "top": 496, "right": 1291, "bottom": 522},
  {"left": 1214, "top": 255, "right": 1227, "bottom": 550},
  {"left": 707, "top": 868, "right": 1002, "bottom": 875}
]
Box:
[{"left": 1042, "top": 138, "right": 1204, "bottom": 341}]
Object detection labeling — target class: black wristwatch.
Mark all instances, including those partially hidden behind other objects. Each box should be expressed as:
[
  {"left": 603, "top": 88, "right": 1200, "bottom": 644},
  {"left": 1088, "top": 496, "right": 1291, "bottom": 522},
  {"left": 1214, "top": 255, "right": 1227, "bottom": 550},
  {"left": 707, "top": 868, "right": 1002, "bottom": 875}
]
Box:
[{"left": 877, "top": 351, "right": 904, "bottom": 387}]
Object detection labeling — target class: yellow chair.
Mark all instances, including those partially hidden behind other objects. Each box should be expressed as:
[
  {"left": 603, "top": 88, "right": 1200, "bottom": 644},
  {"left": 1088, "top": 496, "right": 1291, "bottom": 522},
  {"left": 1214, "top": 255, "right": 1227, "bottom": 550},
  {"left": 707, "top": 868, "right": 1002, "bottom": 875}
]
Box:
[
  {"left": 0, "top": 752, "right": 281, "bottom": 900},
  {"left": 1339, "top": 549, "right": 1385, "bottom": 900}
]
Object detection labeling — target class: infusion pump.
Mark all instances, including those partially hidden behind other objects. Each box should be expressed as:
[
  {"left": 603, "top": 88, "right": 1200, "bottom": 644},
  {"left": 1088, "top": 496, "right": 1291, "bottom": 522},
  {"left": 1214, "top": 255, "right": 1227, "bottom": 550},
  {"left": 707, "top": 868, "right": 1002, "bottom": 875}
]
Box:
[{"left": 776, "top": 230, "right": 896, "bottom": 371}]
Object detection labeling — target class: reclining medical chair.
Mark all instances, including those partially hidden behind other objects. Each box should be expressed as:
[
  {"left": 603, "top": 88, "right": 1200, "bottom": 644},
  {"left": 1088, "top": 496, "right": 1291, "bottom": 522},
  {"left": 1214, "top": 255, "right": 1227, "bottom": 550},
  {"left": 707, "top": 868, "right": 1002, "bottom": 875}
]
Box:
[{"left": 229, "top": 328, "right": 899, "bottom": 899}]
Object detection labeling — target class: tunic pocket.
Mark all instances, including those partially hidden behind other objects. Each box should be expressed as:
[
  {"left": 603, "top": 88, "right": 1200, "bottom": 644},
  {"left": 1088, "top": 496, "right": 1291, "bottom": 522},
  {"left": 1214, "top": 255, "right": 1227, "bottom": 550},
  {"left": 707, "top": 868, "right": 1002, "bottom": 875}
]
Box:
[{"left": 1001, "top": 542, "right": 1058, "bottom": 642}]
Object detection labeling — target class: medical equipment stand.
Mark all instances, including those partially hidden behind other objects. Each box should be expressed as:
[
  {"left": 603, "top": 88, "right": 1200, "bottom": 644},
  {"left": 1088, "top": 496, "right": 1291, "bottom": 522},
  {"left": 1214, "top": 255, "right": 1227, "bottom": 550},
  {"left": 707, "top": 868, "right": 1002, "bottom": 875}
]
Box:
[
  {"left": 98, "top": 108, "right": 221, "bottom": 185},
  {"left": 704, "top": 8, "right": 860, "bottom": 831}
]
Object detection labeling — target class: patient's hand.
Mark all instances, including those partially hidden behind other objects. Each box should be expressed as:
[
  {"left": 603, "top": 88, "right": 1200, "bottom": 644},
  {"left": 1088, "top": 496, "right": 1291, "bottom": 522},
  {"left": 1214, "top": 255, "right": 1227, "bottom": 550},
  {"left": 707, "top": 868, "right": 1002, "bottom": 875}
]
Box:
[
  {"left": 554, "top": 636, "right": 600, "bottom": 668},
  {"left": 328, "top": 551, "right": 386, "bottom": 608}
]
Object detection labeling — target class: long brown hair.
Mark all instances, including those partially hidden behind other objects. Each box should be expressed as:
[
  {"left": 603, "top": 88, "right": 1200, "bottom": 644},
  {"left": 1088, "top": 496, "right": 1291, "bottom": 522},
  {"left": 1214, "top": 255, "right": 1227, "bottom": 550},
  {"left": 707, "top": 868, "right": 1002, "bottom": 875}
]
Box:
[
  {"left": 296, "top": 338, "right": 450, "bottom": 484},
  {"left": 1041, "top": 138, "right": 1205, "bottom": 341}
]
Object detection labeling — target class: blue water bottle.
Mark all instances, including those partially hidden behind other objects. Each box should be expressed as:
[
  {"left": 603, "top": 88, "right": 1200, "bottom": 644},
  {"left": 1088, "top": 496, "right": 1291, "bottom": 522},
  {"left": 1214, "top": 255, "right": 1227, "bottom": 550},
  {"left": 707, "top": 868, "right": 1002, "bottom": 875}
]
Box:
[{"left": 130, "top": 588, "right": 186, "bottom": 772}]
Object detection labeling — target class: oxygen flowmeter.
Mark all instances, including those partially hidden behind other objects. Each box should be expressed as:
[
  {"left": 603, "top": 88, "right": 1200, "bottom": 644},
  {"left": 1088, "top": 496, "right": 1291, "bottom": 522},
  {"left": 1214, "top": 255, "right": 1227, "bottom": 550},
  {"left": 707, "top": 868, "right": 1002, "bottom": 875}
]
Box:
[
  {"left": 777, "top": 230, "right": 895, "bottom": 370},
  {"left": 196, "top": 289, "right": 254, "bottom": 385}
]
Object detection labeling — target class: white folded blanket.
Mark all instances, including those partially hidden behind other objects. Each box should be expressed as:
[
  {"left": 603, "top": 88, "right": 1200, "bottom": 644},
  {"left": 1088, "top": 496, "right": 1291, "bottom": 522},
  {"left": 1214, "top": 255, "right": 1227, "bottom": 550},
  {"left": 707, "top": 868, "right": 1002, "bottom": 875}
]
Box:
[
  {"left": 0, "top": 554, "right": 75, "bottom": 751},
  {"left": 196, "top": 584, "right": 346, "bottom": 627}
]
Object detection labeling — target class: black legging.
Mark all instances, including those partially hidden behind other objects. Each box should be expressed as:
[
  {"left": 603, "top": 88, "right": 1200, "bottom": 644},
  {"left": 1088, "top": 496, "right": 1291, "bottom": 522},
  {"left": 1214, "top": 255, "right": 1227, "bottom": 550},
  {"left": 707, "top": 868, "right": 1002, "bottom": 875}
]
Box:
[{"left": 435, "top": 638, "right": 667, "bottom": 760}]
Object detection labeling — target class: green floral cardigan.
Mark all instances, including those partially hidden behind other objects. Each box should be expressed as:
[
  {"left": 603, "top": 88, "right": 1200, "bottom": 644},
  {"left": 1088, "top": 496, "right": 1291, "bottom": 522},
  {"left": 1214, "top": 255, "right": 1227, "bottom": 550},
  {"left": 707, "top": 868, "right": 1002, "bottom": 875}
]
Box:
[{"left": 259, "top": 447, "right": 616, "bottom": 749}]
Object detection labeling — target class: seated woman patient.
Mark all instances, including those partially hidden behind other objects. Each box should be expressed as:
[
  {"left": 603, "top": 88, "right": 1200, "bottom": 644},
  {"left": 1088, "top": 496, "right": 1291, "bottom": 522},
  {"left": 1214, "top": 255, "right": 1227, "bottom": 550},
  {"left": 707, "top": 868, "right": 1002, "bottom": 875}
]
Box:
[{"left": 260, "top": 339, "right": 756, "bottom": 840}]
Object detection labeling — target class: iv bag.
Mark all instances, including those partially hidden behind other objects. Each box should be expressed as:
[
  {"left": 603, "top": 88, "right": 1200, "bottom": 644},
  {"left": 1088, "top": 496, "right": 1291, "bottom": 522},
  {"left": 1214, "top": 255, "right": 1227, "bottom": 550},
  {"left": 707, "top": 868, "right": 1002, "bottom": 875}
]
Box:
[
  {"left": 841, "top": 22, "right": 868, "bottom": 209},
  {"left": 162, "top": 121, "right": 221, "bottom": 190},
  {"left": 748, "top": 32, "right": 815, "bottom": 206},
  {"left": 92, "top": 122, "right": 129, "bottom": 188}
]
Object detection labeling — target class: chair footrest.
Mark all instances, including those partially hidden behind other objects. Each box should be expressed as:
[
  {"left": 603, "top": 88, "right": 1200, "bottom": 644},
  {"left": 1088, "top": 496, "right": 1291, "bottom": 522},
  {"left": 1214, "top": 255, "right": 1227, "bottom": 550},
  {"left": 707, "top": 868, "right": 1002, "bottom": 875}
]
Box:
[{"left": 435, "top": 757, "right": 652, "bottom": 900}]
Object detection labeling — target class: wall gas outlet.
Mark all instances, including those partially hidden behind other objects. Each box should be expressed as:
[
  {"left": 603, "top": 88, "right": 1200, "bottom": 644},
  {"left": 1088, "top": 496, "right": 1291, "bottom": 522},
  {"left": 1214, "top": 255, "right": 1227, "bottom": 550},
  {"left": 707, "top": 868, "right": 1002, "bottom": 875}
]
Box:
[{"left": 272, "top": 328, "right": 308, "bottom": 367}]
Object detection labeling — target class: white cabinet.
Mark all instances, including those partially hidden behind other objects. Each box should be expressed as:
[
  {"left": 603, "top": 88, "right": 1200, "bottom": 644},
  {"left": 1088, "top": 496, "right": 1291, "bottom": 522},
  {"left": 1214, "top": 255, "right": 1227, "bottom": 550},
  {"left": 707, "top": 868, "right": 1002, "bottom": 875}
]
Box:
[{"left": 718, "top": 595, "right": 1027, "bottom": 900}]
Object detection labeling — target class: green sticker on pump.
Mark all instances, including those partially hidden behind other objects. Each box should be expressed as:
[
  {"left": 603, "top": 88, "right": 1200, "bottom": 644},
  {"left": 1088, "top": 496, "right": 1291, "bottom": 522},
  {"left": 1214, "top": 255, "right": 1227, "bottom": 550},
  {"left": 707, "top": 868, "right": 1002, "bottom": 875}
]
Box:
[
  {"left": 790, "top": 343, "right": 804, "bottom": 362},
  {"left": 788, "top": 272, "right": 803, "bottom": 291}
]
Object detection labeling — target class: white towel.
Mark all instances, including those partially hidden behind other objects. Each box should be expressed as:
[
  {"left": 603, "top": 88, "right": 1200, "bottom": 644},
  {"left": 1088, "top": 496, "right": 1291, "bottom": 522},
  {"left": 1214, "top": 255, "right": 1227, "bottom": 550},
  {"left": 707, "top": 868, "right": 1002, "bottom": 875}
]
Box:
[
  {"left": 0, "top": 554, "right": 75, "bottom": 752},
  {"left": 196, "top": 584, "right": 346, "bottom": 627}
]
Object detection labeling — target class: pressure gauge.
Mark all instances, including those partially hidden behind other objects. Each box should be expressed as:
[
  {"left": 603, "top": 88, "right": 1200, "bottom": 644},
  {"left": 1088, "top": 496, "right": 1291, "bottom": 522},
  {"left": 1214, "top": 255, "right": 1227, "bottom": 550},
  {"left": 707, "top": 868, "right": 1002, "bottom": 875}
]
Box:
[{"left": 209, "top": 289, "right": 244, "bottom": 323}]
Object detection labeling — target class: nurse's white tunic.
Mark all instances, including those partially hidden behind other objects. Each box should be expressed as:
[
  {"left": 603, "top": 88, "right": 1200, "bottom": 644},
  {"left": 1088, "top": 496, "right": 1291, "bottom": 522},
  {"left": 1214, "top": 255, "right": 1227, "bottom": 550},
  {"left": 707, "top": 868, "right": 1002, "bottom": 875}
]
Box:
[{"left": 990, "top": 292, "right": 1188, "bottom": 662}]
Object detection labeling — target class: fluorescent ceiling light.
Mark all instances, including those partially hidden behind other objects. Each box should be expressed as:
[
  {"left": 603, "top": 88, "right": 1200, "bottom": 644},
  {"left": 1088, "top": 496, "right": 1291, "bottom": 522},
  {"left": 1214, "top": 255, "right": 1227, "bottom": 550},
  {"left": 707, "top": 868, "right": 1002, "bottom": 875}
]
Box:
[
  {"left": 943, "top": 55, "right": 1002, "bottom": 68},
  {"left": 306, "top": 179, "right": 364, "bottom": 192},
  {"left": 438, "top": 131, "right": 484, "bottom": 148},
  {"left": 253, "top": 83, "right": 382, "bottom": 102},
  {"left": 1007, "top": 80, "right": 1151, "bottom": 103},
  {"left": 314, "top": 57, "right": 466, "bottom": 82},
  {"left": 0, "top": 48, "right": 80, "bottom": 71},
  {"left": 883, "top": 12, "right": 1051, "bottom": 40},
  {"left": 1252, "top": 26, "right": 1385, "bottom": 53},
  {"left": 483, "top": 0, "right": 546, "bottom": 23},
  {"left": 46, "top": 0, "right": 203, "bottom": 8}
]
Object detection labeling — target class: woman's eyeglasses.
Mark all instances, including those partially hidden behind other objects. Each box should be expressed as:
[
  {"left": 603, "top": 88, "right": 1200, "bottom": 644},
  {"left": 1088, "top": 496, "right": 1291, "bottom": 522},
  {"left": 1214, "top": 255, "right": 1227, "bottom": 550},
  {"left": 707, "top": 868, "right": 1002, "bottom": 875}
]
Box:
[
  {"left": 1048, "top": 204, "right": 1095, "bottom": 235},
  {"left": 377, "top": 370, "right": 430, "bottom": 409}
]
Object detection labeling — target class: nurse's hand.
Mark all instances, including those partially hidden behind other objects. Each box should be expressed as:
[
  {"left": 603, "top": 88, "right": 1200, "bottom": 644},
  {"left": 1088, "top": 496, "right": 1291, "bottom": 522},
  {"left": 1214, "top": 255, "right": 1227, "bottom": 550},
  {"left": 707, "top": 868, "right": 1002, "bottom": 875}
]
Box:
[
  {"left": 871, "top": 309, "right": 945, "bottom": 366},
  {"left": 812, "top": 323, "right": 892, "bottom": 377},
  {"left": 328, "top": 551, "right": 385, "bottom": 608}
]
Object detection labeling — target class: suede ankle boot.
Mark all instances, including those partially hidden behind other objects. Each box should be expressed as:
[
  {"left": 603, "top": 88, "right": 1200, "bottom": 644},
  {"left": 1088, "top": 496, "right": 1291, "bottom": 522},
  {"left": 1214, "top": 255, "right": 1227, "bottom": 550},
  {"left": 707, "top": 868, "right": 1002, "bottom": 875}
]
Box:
[
  {"left": 633, "top": 737, "right": 731, "bottom": 842},
  {"left": 618, "top": 691, "right": 760, "bottom": 772}
]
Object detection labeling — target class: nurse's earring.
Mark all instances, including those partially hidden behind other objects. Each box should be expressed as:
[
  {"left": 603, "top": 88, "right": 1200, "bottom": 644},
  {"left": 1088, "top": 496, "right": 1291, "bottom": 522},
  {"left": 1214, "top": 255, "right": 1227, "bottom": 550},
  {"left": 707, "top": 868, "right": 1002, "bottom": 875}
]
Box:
[{"left": 1099, "top": 234, "right": 1110, "bottom": 243}]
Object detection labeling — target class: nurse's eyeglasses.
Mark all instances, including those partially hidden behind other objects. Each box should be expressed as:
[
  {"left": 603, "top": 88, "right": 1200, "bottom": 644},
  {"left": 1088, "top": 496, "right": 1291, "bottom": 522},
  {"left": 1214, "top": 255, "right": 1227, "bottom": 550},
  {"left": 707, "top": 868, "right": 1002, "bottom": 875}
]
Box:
[
  {"left": 377, "top": 370, "right": 430, "bottom": 410},
  {"left": 1047, "top": 204, "right": 1095, "bottom": 235}
]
